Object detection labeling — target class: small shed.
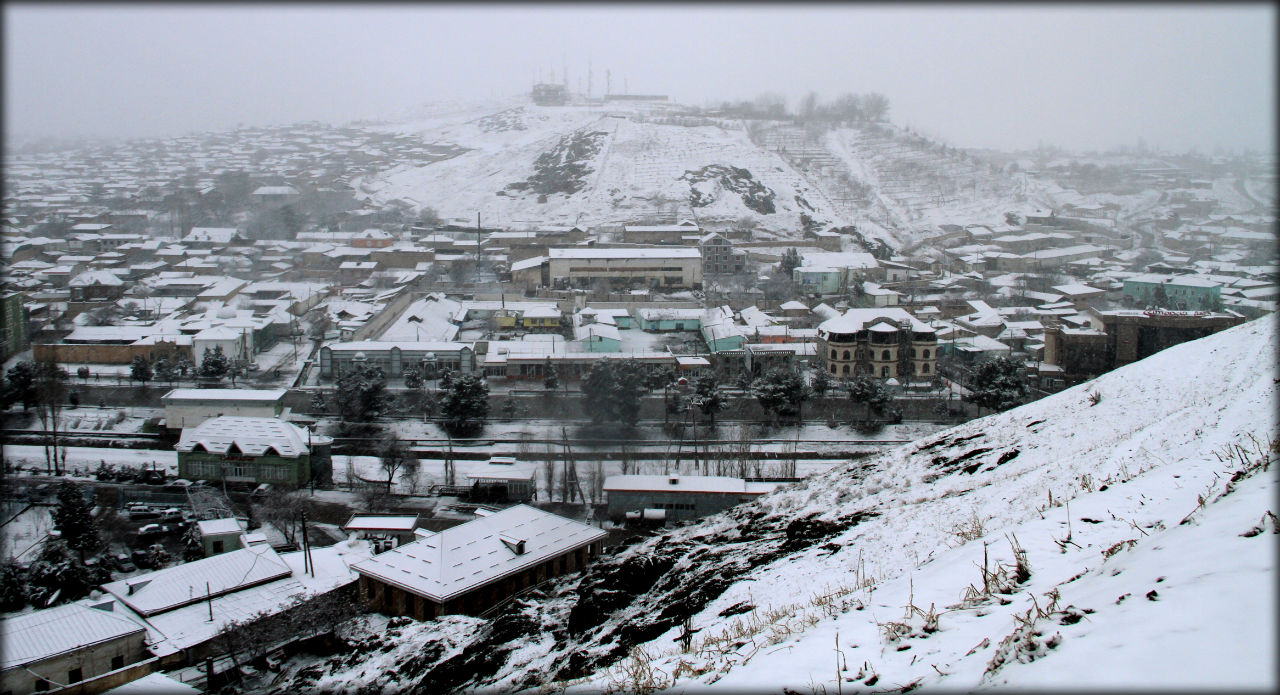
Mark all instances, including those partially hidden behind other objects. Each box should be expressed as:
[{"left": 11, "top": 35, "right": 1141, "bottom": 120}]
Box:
[
  {"left": 196, "top": 518, "right": 246, "bottom": 557},
  {"left": 342, "top": 514, "right": 422, "bottom": 552},
  {"left": 465, "top": 457, "right": 537, "bottom": 502}
]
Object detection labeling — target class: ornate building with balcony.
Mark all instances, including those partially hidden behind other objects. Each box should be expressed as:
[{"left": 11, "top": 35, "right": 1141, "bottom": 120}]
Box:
[{"left": 816, "top": 308, "right": 937, "bottom": 380}]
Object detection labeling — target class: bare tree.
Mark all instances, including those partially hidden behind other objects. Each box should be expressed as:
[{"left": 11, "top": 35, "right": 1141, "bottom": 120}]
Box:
[
  {"left": 33, "top": 363, "right": 68, "bottom": 474},
  {"left": 257, "top": 490, "right": 307, "bottom": 546},
  {"left": 377, "top": 435, "right": 415, "bottom": 495}
]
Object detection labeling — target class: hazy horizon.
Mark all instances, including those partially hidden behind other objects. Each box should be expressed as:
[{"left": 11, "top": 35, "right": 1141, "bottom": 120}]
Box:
[{"left": 4, "top": 4, "right": 1274, "bottom": 154}]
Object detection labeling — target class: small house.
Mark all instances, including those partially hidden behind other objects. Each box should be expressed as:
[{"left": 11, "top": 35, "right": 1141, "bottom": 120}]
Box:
[
  {"left": 351, "top": 505, "right": 606, "bottom": 620},
  {"left": 0, "top": 602, "right": 151, "bottom": 695},
  {"left": 196, "top": 517, "right": 246, "bottom": 556},
  {"left": 603, "top": 475, "right": 781, "bottom": 523},
  {"left": 342, "top": 514, "right": 422, "bottom": 552},
  {"left": 464, "top": 457, "right": 537, "bottom": 502}
]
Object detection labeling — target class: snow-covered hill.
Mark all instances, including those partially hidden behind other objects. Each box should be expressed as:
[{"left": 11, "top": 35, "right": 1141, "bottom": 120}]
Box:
[
  {"left": 264, "top": 317, "right": 1276, "bottom": 693},
  {"left": 352, "top": 98, "right": 1052, "bottom": 247}
]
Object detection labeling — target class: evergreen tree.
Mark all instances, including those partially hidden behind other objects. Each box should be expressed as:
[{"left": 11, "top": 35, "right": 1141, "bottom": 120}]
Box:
[
  {"left": 963, "top": 357, "right": 1029, "bottom": 413},
  {"left": 26, "top": 544, "right": 110, "bottom": 608},
  {"left": 811, "top": 369, "right": 833, "bottom": 398},
  {"left": 4, "top": 361, "right": 36, "bottom": 411},
  {"left": 750, "top": 368, "right": 812, "bottom": 424},
  {"left": 581, "top": 361, "right": 647, "bottom": 428},
  {"left": 847, "top": 375, "right": 890, "bottom": 421},
  {"left": 440, "top": 373, "right": 490, "bottom": 437},
  {"left": 403, "top": 367, "right": 423, "bottom": 390},
  {"left": 335, "top": 363, "right": 391, "bottom": 437},
  {"left": 51, "top": 480, "right": 102, "bottom": 561},
  {"left": 779, "top": 248, "right": 803, "bottom": 277},
  {"left": 544, "top": 362, "right": 559, "bottom": 390},
  {"left": 0, "top": 562, "right": 28, "bottom": 611},
  {"left": 153, "top": 358, "right": 175, "bottom": 382},
  {"left": 199, "top": 345, "right": 231, "bottom": 378},
  {"left": 131, "top": 356, "right": 154, "bottom": 384},
  {"left": 692, "top": 374, "right": 725, "bottom": 424}
]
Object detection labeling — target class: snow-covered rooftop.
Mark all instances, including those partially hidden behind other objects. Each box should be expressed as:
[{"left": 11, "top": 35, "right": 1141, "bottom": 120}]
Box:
[
  {"left": 101, "top": 544, "right": 291, "bottom": 617},
  {"left": 350, "top": 505, "right": 606, "bottom": 602},
  {"left": 161, "top": 388, "right": 286, "bottom": 403},
  {"left": 175, "top": 416, "right": 329, "bottom": 458},
  {"left": 603, "top": 475, "right": 781, "bottom": 495},
  {"left": 0, "top": 602, "right": 147, "bottom": 670}
]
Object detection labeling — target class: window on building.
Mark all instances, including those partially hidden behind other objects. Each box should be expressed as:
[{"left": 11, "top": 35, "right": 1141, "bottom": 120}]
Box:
[
  {"left": 842, "top": 365, "right": 850, "bottom": 375},
  {"left": 68, "top": 669, "right": 83, "bottom": 684},
  {"left": 842, "top": 350, "right": 850, "bottom": 360},
  {"left": 881, "top": 350, "right": 890, "bottom": 360},
  {"left": 830, "top": 365, "right": 838, "bottom": 374},
  {"left": 212, "top": 540, "right": 224, "bottom": 553},
  {"left": 830, "top": 349, "right": 837, "bottom": 359},
  {"left": 881, "top": 366, "right": 889, "bottom": 377},
  {"left": 34, "top": 680, "right": 50, "bottom": 692},
  {"left": 922, "top": 363, "right": 930, "bottom": 374},
  {"left": 111, "top": 655, "right": 125, "bottom": 671},
  {"left": 923, "top": 349, "right": 930, "bottom": 359}
]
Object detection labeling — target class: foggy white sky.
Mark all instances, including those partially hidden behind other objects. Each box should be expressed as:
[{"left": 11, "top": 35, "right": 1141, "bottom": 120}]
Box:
[{"left": 4, "top": 4, "right": 1274, "bottom": 153}]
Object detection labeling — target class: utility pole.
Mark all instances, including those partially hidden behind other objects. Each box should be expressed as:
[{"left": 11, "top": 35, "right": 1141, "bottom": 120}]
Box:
[{"left": 476, "top": 211, "right": 482, "bottom": 285}]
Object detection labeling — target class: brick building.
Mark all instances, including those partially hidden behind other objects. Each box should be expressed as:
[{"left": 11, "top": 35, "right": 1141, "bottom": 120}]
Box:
[{"left": 816, "top": 308, "right": 937, "bottom": 379}]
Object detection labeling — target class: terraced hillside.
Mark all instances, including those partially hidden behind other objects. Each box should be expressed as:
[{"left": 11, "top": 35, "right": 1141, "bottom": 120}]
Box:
[{"left": 354, "top": 99, "right": 1063, "bottom": 247}]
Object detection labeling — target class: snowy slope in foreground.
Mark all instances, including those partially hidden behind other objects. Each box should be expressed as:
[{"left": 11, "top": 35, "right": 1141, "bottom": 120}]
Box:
[{"left": 266, "top": 318, "right": 1276, "bottom": 693}]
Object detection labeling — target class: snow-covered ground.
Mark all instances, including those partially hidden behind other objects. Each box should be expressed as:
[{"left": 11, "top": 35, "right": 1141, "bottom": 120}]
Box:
[
  {"left": 351, "top": 98, "right": 1075, "bottom": 242},
  {"left": 261, "top": 316, "right": 1276, "bottom": 693}
]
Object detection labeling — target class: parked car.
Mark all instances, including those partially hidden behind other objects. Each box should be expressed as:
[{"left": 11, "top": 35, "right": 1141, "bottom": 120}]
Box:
[
  {"left": 160, "top": 508, "right": 184, "bottom": 521},
  {"left": 136, "top": 470, "right": 167, "bottom": 485},
  {"left": 130, "top": 549, "right": 153, "bottom": 569},
  {"left": 129, "top": 508, "right": 161, "bottom": 521}
]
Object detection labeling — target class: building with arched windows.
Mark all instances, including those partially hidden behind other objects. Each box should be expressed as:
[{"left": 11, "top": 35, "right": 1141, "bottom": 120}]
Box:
[
  {"left": 175, "top": 416, "right": 332, "bottom": 486},
  {"left": 816, "top": 308, "right": 937, "bottom": 380}
]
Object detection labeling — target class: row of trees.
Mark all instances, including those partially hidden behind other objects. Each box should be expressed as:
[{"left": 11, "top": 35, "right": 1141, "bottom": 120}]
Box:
[
  {"left": 128, "top": 346, "right": 235, "bottom": 385},
  {"left": 710, "top": 91, "right": 891, "bottom": 124}
]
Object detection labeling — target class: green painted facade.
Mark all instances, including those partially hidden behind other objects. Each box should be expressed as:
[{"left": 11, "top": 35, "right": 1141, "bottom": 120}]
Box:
[
  {"left": 0, "top": 293, "right": 29, "bottom": 360},
  {"left": 177, "top": 451, "right": 311, "bottom": 486},
  {"left": 793, "top": 268, "right": 844, "bottom": 294},
  {"left": 1122, "top": 278, "right": 1221, "bottom": 309}
]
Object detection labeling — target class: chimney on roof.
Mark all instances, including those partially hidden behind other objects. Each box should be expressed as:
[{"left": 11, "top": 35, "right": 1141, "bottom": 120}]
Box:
[
  {"left": 126, "top": 578, "right": 151, "bottom": 595},
  {"left": 500, "top": 534, "right": 527, "bottom": 555}
]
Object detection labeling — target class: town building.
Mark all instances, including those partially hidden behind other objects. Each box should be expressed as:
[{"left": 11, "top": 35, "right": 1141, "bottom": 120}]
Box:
[
  {"left": 351, "top": 505, "right": 607, "bottom": 620},
  {"left": 0, "top": 602, "right": 151, "bottom": 695},
  {"left": 1122, "top": 273, "right": 1222, "bottom": 310},
  {"left": 816, "top": 308, "right": 938, "bottom": 379},
  {"left": 0, "top": 292, "right": 29, "bottom": 360},
  {"left": 793, "top": 252, "right": 881, "bottom": 295},
  {"left": 1041, "top": 308, "right": 1246, "bottom": 386},
  {"left": 318, "top": 341, "right": 476, "bottom": 379},
  {"left": 543, "top": 247, "right": 703, "bottom": 290},
  {"left": 699, "top": 232, "right": 747, "bottom": 276},
  {"left": 602, "top": 474, "right": 782, "bottom": 523},
  {"left": 160, "top": 388, "right": 288, "bottom": 429},
  {"left": 462, "top": 456, "right": 538, "bottom": 503},
  {"left": 174, "top": 416, "right": 332, "bottom": 487}
]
